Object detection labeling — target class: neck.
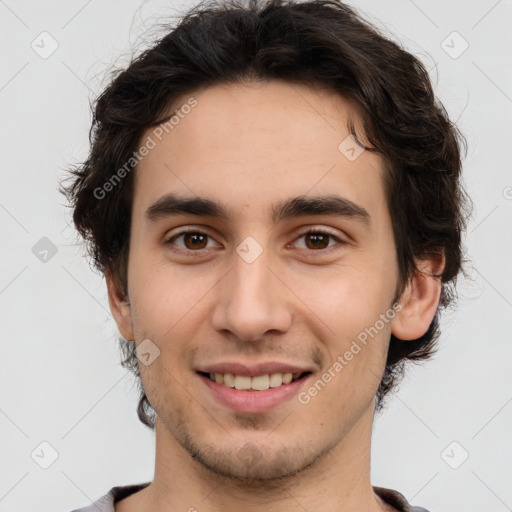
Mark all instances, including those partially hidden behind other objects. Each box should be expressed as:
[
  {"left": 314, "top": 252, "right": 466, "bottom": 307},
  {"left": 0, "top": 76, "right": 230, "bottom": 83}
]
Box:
[{"left": 124, "top": 401, "right": 392, "bottom": 512}]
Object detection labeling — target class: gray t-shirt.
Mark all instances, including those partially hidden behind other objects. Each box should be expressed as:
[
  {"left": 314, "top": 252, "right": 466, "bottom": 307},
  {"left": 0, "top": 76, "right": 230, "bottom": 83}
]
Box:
[{"left": 69, "top": 482, "right": 430, "bottom": 511}]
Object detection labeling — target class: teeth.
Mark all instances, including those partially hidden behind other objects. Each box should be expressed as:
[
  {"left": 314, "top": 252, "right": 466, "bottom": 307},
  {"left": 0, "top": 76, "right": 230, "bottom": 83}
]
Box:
[
  {"left": 223, "top": 373, "right": 235, "bottom": 387},
  {"left": 208, "top": 372, "right": 300, "bottom": 391},
  {"left": 251, "top": 374, "right": 269, "bottom": 391},
  {"left": 269, "top": 373, "right": 283, "bottom": 387},
  {"left": 282, "top": 373, "right": 293, "bottom": 384},
  {"left": 234, "top": 375, "right": 251, "bottom": 390}
]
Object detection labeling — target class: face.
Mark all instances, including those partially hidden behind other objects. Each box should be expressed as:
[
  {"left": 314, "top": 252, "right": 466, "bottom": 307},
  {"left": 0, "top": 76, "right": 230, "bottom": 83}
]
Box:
[{"left": 112, "top": 80, "right": 404, "bottom": 481}]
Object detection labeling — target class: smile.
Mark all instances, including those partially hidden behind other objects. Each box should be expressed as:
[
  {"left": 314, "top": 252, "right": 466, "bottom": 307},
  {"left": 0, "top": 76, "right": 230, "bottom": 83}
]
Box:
[
  {"left": 199, "top": 371, "right": 309, "bottom": 391},
  {"left": 197, "top": 371, "right": 312, "bottom": 413}
]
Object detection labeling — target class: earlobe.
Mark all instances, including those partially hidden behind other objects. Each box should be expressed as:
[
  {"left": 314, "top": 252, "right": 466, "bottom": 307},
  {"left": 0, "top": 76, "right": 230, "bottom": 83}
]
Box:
[
  {"left": 391, "top": 253, "right": 445, "bottom": 341},
  {"left": 106, "top": 269, "right": 134, "bottom": 341}
]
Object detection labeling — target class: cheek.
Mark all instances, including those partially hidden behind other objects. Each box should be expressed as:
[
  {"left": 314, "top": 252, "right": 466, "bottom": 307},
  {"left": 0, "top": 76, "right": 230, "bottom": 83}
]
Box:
[
  {"left": 129, "top": 258, "right": 218, "bottom": 330},
  {"left": 299, "top": 275, "right": 394, "bottom": 408},
  {"left": 291, "top": 258, "right": 396, "bottom": 367},
  {"left": 299, "top": 260, "right": 394, "bottom": 325}
]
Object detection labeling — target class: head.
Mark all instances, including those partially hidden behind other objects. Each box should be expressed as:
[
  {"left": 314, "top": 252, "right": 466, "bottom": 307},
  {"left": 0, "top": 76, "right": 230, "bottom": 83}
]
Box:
[{"left": 62, "top": 0, "right": 468, "bottom": 481}]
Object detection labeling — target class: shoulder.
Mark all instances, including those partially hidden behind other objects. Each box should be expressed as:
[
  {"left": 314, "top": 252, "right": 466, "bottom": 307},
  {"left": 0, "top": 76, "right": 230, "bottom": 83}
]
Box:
[
  {"left": 373, "top": 486, "right": 431, "bottom": 512},
  {"left": 68, "top": 488, "right": 115, "bottom": 512},
  {"left": 68, "top": 482, "right": 151, "bottom": 512}
]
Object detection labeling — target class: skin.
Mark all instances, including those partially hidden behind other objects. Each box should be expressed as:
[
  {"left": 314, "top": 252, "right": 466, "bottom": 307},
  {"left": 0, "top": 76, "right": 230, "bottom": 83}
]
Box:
[{"left": 107, "top": 80, "right": 443, "bottom": 512}]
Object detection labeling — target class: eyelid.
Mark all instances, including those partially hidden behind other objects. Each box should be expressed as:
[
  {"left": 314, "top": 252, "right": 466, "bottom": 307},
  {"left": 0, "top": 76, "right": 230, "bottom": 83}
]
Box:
[
  {"left": 287, "top": 225, "right": 348, "bottom": 251},
  {"left": 293, "top": 225, "right": 345, "bottom": 239},
  {"left": 164, "top": 225, "right": 349, "bottom": 253},
  {"left": 164, "top": 226, "right": 222, "bottom": 248}
]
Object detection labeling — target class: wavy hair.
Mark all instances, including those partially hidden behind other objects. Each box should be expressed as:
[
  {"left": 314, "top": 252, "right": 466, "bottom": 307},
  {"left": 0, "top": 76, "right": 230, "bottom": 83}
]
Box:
[{"left": 62, "top": 0, "right": 470, "bottom": 429}]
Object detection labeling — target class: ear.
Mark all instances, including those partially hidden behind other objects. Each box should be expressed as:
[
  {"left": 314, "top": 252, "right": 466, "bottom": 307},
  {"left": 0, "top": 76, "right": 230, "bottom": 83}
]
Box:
[
  {"left": 106, "top": 268, "right": 134, "bottom": 341},
  {"left": 391, "top": 252, "right": 445, "bottom": 341}
]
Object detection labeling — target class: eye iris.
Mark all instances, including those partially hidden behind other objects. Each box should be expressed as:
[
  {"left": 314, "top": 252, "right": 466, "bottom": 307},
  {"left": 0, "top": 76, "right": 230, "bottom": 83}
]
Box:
[
  {"left": 305, "top": 233, "right": 329, "bottom": 249},
  {"left": 184, "top": 233, "right": 207, "bottom": 249},
  {"left": 179, "top": 233, "right": 332, "bottom": 250}
]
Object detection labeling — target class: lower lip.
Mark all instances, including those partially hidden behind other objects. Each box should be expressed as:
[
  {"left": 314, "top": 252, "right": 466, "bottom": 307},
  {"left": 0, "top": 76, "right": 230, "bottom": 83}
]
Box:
[{"left": 199, "top": 373, "right": 310, "bottom": 413}]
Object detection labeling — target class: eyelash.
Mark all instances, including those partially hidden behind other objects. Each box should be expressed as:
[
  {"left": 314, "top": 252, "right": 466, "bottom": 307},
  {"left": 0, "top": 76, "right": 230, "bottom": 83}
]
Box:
[{"left": 164, "top": 227, "right": 347, "bottom": 255}]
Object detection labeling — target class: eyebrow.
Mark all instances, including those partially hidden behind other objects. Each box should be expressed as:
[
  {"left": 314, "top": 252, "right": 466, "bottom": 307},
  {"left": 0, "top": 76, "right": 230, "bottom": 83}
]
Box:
[{"left": 144, "top": 192, "right": 370, "bottom": 225}]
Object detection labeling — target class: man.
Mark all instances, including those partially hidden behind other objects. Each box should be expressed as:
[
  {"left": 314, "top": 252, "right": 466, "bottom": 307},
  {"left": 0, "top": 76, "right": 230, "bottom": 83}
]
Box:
[{"left": 64, "top": 0, "right": 468, "bottom": 510}]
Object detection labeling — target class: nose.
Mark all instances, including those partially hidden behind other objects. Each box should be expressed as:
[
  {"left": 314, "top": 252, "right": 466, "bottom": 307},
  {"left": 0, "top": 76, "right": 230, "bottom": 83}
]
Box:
[{"left": 210, "top": 246, "right": 293, "bottom": 343}]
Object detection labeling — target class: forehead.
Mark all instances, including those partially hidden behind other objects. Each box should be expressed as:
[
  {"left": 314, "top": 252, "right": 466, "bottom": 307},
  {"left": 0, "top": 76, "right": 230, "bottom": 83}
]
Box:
[{"left": 133, "top": 80, "right": 387, "bottom": 223}]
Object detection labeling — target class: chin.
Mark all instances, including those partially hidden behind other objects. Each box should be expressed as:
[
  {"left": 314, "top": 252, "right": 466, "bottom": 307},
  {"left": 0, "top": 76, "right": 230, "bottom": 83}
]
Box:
[{"left": 180, "top": 432, "right": 333, "bottom": 486}]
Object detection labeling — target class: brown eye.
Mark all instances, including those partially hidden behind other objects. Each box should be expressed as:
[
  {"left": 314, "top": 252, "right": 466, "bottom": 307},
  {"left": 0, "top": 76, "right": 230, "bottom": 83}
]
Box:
[
  {"left": 166, "top": 230, "right": 219, "bottom": 252},
  {"left": 303, "top": 233, "right": 330, "bottom": 250},
  {"left": 292, "top": 230, "right": 342, "bottom": 251},
  {"left": 182, "top": 232, "right": 208, "bottom": 250}
]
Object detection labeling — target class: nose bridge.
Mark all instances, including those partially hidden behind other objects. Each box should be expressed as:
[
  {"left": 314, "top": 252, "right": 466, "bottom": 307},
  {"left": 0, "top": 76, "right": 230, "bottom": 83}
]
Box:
[
  {"left": 232, "top": 247, "right": 272, "bottom": 304},
  {"left": 211, "top": 239, "right": 292, "bottom": 341}
]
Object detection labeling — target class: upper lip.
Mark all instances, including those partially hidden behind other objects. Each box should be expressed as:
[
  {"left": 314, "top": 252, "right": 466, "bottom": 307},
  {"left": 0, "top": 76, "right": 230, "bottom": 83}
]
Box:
[{"left": 196, "top": 361, "right": 313, "bottom": 377}]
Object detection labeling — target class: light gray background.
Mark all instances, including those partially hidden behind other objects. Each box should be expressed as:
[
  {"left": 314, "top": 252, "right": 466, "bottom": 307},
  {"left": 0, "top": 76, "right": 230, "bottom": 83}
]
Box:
[{"left": 1, "top": 1, "right": 511, "bottom": 511}]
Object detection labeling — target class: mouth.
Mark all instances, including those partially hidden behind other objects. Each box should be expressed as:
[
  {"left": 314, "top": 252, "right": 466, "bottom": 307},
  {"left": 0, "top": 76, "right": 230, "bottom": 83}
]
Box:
[
  {"left": 196, "top": 370, "right": 313, "bottom": 413},
  {"left": 197, "top": 370, "right": 312, "bottom": 391}
]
